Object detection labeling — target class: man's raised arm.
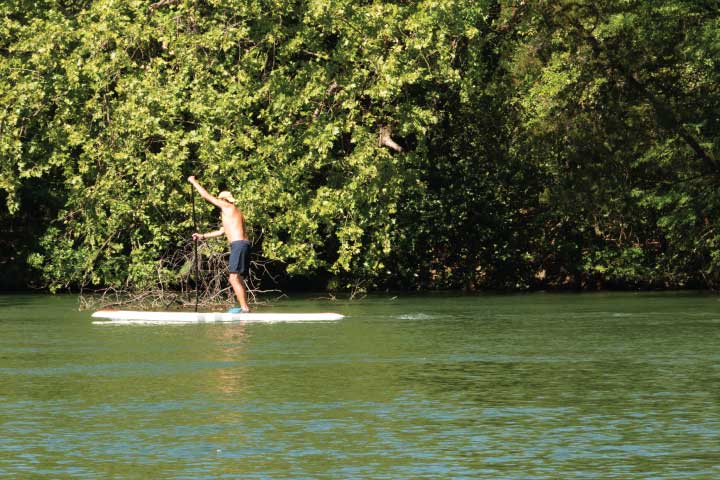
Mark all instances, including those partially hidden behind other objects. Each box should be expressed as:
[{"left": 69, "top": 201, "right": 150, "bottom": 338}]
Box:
[{"left": 188, "top": 176, "right": 225, "bottom": 208}]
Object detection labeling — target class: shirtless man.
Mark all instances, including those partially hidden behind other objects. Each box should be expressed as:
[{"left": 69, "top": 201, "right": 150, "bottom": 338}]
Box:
[{"left": 188, "top": 176, "right": 251, "bottom": 313}]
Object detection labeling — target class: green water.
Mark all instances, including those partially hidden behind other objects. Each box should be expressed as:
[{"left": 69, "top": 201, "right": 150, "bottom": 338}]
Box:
[{"left": 1, "top": 293, "right": 719, "bottom": 479}]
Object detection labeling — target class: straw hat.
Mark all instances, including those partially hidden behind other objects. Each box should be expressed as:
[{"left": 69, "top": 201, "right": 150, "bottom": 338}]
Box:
[{"left": 217, "top": 191, "right": 236, "bottom": 203}]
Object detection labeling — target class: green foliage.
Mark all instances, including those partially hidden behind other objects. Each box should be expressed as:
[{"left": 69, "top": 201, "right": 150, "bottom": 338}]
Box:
[{"left": 1, "top": 0, "right": 719, "bottom": 291}]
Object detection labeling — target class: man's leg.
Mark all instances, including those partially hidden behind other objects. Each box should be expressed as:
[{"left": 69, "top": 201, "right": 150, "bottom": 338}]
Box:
[{"left": 228, "top": 272, "right": 249, "bottom": 312}]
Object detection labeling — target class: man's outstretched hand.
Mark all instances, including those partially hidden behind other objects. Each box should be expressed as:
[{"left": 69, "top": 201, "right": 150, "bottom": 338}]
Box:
[{"left": 187, "top": 175, "right": 197, "bottom": 184}]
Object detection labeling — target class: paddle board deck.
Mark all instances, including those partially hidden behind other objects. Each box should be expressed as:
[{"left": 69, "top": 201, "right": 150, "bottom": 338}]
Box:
[{"left": 92, "top": 310, "right": 344, "bottom": 325}]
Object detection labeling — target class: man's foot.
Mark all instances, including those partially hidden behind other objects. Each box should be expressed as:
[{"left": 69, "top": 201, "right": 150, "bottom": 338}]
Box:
[{"left": 227, "top": 307, "right": 250, "bottom": 314}]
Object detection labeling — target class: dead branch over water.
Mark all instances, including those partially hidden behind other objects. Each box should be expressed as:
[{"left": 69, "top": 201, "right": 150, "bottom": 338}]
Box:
[{"left": 79, "top": 240, "right": 284, "bottom": 311}]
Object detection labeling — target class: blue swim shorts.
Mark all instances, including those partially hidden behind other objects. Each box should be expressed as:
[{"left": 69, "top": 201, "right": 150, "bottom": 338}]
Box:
[{"left": 228, "top": 240, "right": 251, "bottom": 276}]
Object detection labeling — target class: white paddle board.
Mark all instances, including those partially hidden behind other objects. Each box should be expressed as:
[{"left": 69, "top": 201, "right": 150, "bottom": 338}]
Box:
[{"left": 92, "top": 310, "right": 344, "bottom": 325}]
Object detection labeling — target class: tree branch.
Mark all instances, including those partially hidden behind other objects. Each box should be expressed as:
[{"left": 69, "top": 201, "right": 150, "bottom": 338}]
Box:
[
  {"left": 379, "top": 125, "right": 402, "bottom": 152},
  {"left": 574, "top": 21, "right": 719, "bottom": 173},
  {"left": 149, "top": 0, "right": 179, "bottom": 12}
]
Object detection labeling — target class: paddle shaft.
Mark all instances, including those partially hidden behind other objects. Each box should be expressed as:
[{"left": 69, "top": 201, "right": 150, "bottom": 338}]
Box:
[{"left": 191, "top": 185, "right": 199, "bottom": 312}]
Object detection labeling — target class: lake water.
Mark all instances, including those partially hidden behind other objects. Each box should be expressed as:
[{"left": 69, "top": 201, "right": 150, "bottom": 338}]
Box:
[{"left": 1, "top": 292, "right": 719, "bottom": 479}]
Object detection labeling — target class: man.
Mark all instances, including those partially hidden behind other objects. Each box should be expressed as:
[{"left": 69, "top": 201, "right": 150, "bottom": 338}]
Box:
[{"left": 188, "top": 176, "right": 251, "bottom": 313}]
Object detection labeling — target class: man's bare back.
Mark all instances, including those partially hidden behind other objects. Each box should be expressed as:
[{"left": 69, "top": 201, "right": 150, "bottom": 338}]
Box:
[{"left": 219, "top": 203, "right": 247, "bottom": 243}]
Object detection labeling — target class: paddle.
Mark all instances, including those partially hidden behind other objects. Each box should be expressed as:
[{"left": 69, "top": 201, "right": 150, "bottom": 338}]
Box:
[{"left": 191, "top": 183, "right": 199, "bottom": 312}]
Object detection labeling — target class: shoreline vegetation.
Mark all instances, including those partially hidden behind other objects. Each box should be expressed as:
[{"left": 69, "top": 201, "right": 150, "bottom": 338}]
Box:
[{"left": 2, "top": 1, "right": 719, "bottom": 295}]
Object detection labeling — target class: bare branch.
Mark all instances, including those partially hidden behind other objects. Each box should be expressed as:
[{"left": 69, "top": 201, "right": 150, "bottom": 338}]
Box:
[
  {"left": 379, "top": 125, "right": 403, "bottom": 152},
  {"left": 79, "top": 238, "right": 282, "bottom": 311},
  {"left": 149, "top": 0, "right": 179, "bottom": 12}
]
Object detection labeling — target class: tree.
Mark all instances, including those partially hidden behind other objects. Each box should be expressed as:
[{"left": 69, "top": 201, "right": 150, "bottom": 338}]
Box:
[{"left": 1, "top": 0, "right": 719, "bottom": 293}]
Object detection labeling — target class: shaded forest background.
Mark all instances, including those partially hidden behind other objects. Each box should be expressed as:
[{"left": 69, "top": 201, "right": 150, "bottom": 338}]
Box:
[{"left": 1, "top": 0, "right": 719, "bottom": 294}]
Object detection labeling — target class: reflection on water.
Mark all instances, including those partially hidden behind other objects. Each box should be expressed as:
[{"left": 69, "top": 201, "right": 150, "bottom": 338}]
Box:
[{"left": 1, "top": 293, "right": 719, "bottom": 478}]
